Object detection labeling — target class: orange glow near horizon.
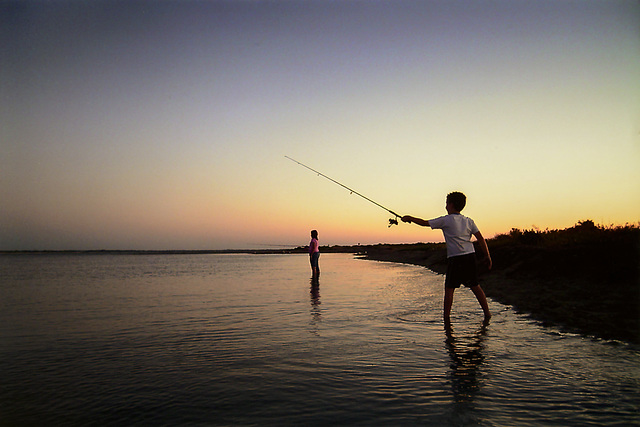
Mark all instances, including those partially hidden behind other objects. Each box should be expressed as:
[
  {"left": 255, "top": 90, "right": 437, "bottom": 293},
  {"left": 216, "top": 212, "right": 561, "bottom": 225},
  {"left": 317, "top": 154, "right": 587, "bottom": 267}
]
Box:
[{"left": 2, "top": 1, "right": 639, "bottom": 250}]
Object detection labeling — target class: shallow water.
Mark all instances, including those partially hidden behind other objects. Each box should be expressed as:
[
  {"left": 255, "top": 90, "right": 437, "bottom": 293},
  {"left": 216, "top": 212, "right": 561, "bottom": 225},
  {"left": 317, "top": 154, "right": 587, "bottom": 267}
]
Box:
[{"left": 1, "top": 253, "right": 638, "bottom": 426}]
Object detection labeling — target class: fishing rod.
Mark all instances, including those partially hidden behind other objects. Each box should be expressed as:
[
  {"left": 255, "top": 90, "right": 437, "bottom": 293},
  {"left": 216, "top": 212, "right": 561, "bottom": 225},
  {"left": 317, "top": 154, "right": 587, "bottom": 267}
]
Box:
[{"left": 285, "top": 156, "right": 402, "bottom": 227}]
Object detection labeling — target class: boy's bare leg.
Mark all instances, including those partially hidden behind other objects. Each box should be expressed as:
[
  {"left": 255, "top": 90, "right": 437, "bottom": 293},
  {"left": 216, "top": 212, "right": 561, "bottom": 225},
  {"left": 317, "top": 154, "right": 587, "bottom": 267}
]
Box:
[
  {"left": 470, "top": 285, "right": 491, "bottom": 322},
  {"left": 443, "top": 288, "right": 455, "bottom": 324}
]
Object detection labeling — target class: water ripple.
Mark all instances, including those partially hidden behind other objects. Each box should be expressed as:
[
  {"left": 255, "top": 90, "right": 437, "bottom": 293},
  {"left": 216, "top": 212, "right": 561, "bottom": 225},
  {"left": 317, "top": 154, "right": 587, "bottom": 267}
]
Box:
[{"left": 1, "top": 253, "right": 639, "bottom": 425}]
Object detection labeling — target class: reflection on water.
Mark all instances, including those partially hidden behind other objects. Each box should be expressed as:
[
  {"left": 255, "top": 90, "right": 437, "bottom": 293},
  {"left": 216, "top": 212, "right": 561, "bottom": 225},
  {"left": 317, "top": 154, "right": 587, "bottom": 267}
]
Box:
[
  {"left": 309, "top": 277, "right": 321, "bottom": 335},
  {"left": 445, "top": 321, "right": 487, "bottom": 404},
  {"left": 1, "top": 253, "right": 639, "bottom": 426}
]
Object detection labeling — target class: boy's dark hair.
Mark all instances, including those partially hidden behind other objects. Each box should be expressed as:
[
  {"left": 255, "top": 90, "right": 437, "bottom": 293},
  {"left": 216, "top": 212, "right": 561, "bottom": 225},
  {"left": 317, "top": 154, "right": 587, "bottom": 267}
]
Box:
[
  {"left": 447, "top": 192, "right": 466, "bottom": 212},
  {"left": 311, "top": 230, "right": 318, "bottom": 238}
]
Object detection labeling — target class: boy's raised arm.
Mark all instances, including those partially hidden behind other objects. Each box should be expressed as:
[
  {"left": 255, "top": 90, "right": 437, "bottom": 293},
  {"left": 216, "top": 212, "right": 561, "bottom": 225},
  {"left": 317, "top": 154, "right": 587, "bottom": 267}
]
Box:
[{"left": 401, "top": 215, "right": 430, "bottom": 227}]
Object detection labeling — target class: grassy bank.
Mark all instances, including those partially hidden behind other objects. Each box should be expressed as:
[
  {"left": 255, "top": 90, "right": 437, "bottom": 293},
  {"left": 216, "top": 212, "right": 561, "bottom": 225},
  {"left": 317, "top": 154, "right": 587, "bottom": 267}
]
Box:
[{"left": 359, "top": 221, "right": 640, "bottom": 344}]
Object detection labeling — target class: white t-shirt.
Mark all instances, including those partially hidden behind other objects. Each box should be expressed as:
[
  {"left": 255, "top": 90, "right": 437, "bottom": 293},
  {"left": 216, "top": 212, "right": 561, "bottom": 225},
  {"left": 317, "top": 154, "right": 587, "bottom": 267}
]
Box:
[{"left": 429, "top": 213, "right": 479, "bottom": 258}]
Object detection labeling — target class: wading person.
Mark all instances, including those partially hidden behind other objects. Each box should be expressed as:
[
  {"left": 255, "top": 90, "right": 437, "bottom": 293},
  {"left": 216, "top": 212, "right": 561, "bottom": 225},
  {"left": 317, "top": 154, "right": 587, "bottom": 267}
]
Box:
[
  {"left": 402, "top": 192, "right": 492, "bottom": 324},
  {"left": 309, "top": 230, "right": 320, "bottom": 278}
]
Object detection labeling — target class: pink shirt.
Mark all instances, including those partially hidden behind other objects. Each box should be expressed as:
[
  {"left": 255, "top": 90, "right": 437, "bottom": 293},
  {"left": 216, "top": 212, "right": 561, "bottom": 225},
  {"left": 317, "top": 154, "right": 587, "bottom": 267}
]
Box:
[{"left": 309, "top": 238, "right": 319, "bottom": 254}]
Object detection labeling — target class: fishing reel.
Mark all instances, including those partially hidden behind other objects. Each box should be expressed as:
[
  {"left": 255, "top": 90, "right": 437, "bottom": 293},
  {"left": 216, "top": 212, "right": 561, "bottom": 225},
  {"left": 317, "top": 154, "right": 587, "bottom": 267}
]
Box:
[{"left": 388, "top": 217, "right": 399, "bottom": 227}]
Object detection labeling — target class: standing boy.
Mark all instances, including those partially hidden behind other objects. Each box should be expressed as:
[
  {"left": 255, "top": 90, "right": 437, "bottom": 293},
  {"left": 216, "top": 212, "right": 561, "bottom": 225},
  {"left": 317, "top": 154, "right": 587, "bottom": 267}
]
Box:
[
  {"left": 401, "top": 192, "right": 492, "bottom": 324},
  {"left": 309, "top": 230, "right": 320, "bottom": 278}
]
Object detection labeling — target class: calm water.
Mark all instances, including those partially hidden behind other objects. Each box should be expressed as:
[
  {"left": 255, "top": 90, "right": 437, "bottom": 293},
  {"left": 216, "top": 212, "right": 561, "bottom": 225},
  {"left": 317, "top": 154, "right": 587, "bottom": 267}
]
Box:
[{"left": 1, "top": 253, "right": 638, "bottom": 426}]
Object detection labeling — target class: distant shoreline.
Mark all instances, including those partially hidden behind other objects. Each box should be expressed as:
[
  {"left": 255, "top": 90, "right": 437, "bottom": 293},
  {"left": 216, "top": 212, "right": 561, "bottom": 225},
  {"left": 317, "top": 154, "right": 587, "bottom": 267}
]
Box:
[
  {"left": 0, "top": 249, "right": 305, "bottom": 255},
  {"left": 0, "top": 245, "right": 410, "bottom": 256}
]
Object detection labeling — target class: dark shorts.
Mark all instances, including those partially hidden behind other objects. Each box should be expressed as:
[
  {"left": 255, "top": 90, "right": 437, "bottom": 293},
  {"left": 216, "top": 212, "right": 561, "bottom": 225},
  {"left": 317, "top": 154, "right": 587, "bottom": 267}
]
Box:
[
  {"left": 445, "top": 253, "right": 478, "bottom": 289},
  {"left": 310, "top": 252, "right": 320, "bottom": 268}
]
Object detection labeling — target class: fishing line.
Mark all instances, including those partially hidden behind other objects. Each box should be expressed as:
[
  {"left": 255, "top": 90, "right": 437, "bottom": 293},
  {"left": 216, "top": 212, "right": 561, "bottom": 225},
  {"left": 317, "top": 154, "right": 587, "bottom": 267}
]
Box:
[{"left": 285, "top": 156, "right": 402, "bottom": 227}]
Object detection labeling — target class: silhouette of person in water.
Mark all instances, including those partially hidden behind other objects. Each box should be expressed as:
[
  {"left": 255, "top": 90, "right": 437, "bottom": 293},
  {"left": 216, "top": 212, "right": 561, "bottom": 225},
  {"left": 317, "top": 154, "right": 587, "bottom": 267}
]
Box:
[
  {"left": 309, "top": 229, "right": 320, "bottom": 278},
  {"left": 402, "top": 192, "right": 492, "bottom": 324}
]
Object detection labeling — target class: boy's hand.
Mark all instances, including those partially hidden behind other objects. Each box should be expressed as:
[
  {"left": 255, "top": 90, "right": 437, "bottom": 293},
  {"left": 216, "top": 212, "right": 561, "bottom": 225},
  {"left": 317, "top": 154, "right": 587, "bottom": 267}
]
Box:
[{"left": 401, "top": 216, "right": 412, "bottom": 223}]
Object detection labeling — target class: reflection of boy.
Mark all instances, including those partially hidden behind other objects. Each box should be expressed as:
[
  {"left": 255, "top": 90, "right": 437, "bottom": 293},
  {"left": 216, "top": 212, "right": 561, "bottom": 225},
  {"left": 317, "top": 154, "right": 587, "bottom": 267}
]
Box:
[
  {"left": 309, "top": 230, "right": 320, "bottom": 277},
  {"left": 402, "top": 192, "right": 492, "bottom": 324}
]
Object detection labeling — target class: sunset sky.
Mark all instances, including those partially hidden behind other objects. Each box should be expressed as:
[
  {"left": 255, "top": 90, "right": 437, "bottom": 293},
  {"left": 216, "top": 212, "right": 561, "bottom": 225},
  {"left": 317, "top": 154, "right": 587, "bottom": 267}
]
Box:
[{"left": 2, "top": 0, "right": 639, "bottom": 250}]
